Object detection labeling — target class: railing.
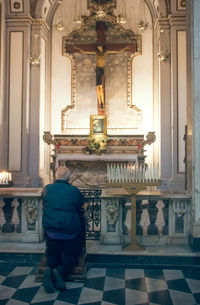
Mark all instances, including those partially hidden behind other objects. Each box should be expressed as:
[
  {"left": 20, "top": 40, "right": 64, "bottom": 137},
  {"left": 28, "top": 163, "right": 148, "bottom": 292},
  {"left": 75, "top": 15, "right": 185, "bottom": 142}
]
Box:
[
  {"left": 81, "top": 189, "right": 101, "bottom": 240},
  {"left": 0, "top": 188, "right": 43, "bottom": 242},
  {"left": 0, "top": 188, "right": 191, "bottom": 246},
  {"left": 101, "top": 191, "right": 191, "bottom": 246}
]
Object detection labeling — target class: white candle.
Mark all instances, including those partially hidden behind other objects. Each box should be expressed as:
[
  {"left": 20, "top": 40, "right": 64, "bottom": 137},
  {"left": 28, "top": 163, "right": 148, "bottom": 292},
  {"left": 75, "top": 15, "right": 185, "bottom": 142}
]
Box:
[{"left": 2, "top": 172, "right": 5, "bottom": 184}]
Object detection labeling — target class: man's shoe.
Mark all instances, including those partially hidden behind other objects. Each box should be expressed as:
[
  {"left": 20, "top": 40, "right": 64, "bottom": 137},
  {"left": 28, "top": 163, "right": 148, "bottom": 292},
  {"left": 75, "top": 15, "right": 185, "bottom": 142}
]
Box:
[
  {"left": 43, "top": 267, "right": 55, "bottom": 293},
  {"left": 52, "top": 268, "right": 66, "bottom": 291}
]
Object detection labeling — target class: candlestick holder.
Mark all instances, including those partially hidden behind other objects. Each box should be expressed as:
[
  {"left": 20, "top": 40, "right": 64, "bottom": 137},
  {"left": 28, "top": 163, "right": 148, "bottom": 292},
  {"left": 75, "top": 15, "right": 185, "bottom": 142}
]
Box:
[
  {"left": 106, "top": 163, "right": 161, "bottom": 251},
  {"left": 106, "top": 181, "right": 161, "bottom": 251}
]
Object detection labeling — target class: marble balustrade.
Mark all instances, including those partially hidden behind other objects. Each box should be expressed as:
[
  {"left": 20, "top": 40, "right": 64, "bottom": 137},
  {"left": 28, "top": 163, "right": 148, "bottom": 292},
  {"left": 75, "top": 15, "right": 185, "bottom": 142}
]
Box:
[
  {"left": 0, "top": 188, "right": 43, "bottom": 242},
  {"left": 0, "top": 188, "right": 191, "bottom": 246},
  {"left": 101, "top": 190, "right": 191, "bottom": 246}
]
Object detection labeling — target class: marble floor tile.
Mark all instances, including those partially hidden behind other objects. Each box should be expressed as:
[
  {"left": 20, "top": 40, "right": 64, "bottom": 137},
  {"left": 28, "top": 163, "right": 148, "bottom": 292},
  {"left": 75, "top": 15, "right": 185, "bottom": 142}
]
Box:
[
  {"left": 0, "top": 263, "right": 200, "bottom": 305},
  {"left": 169, "top": 289, "right": 196, "bottom": 305},
  {"left": 78, "top": 287, "right": 103, "bottom": 304},
  {"left": 125, "top": 269, "right": 144, "bottom": 280},
  {"left": 163, "top": 269, "right": 184, "bottom": 281},
  {"left": 125, "top": 288, "right": 148, "bottom": 305},
  {"left": 104, "top": 276, "right": 125, "bottom": 291},
  {"left": 145, "top": 277, "right": 168, "bottom": 293}
]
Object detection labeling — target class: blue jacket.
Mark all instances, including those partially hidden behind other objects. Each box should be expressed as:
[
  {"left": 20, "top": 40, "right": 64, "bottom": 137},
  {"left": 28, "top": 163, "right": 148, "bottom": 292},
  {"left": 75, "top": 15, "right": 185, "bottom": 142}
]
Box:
[{"left": 42, "top": 180, "right": 84, "bottom": 234}]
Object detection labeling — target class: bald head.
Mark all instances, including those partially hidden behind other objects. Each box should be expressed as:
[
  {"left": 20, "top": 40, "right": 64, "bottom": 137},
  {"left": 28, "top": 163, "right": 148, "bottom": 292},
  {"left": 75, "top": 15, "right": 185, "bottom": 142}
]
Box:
[{"left": 55, "top": 166, "right": 71, "bottom": 181}]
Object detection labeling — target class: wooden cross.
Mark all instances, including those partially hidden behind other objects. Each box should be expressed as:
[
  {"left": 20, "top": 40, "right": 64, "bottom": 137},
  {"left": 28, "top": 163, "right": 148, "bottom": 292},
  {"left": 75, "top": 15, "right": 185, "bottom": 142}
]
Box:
[{"left": 65, "top": 21, "right": 137, "bottom": 115}]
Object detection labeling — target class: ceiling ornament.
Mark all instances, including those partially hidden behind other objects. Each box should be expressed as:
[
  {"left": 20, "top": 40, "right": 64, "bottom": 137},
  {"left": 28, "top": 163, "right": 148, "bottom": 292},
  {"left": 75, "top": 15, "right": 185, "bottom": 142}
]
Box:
[
  {"left": 137, "top": 0, "right": 149, "bottom": 33},
  {"left": 53, "top": 0, "right": 67, "bottom": 33}
]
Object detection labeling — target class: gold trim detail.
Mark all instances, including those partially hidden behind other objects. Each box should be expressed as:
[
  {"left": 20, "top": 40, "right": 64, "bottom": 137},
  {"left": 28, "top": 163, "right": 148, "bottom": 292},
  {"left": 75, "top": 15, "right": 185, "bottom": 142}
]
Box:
[{"left": 61, "top": 53, "right": 76, "bottom": 133}]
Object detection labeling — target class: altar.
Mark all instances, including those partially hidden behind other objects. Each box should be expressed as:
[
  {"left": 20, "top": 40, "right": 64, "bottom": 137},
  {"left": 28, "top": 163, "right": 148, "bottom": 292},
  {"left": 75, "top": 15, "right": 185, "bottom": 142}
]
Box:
[{"left": 43, "top": 132, "right": 154, "bottom": 188}]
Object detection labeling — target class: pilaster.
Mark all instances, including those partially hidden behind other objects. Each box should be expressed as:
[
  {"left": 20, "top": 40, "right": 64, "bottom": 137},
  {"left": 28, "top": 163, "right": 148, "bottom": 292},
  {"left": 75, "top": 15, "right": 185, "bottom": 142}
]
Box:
[
  {"left": 28, "top": 19, "right": 50, "bottom": 187},
  {"left": 156, "top": 18, "right": 172, "bottom": 187},
  {"left": 187, "top": 0, "right": 200, "bottom": 250}
]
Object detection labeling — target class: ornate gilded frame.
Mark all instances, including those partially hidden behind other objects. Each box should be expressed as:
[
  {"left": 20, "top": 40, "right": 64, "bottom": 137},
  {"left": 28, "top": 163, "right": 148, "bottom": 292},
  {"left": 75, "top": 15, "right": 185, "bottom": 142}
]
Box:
[{"left": 90, "top": 115, "right": 107, "bottom": 136}]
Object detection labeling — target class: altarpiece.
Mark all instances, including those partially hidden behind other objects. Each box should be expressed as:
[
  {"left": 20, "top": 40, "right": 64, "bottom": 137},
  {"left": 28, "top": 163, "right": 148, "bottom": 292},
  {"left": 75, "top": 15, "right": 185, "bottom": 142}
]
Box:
[{"left": 44, "top": 0, "right": 155, "bottom": 188}]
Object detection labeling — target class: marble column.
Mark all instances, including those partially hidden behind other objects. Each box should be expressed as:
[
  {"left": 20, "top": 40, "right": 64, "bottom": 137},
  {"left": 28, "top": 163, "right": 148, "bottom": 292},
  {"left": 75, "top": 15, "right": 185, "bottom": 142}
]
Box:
[
  {"left": 5, "top": 16, "right": 32, "bottom": 186},
  {"left": 187, "top": 0, "right": 200, "bottom": 250},
  {"left": 28, "top": 20, "right": 50, "bottom": 187},
  {"left": 156, "top": 20, "right": 172, "bottom": 188},
  {"left": 167, "top": 14, "right": 186, "bottom": 190}
]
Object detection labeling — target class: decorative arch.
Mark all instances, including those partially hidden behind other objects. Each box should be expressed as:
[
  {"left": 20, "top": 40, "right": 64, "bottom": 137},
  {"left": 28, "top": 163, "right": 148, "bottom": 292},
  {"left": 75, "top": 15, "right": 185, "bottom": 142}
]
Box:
[
  {"left": 33, "top": 0, "right": 58, "bottom": 26},
  {"left": 145, "top": 0, "right": 170, "bottom": 21},
  {"left": 33, "top": 0, "right": 170, "bottom": 27}
]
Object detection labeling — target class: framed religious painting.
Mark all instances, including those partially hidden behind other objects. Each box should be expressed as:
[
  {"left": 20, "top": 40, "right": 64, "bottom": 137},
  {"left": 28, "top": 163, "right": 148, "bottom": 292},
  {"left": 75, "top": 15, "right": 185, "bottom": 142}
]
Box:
[{"left": 90, "top": 115, "right": 107, "bottom": 136}]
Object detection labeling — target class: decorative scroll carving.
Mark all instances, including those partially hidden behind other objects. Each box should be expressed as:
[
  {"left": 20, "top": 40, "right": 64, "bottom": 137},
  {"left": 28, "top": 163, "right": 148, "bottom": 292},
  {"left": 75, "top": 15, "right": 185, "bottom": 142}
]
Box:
[
  {"left": 43, "top": 131, "right": 58, "bottom": 146},
  {"left": 105, "top": 200, "right": 119, "bottom": 232},
  {"left": 140, "top": 132, "right": 156, "bottom": 148},
  {"left": 24, "top": 200, "right": 38, "bottom": 230}
]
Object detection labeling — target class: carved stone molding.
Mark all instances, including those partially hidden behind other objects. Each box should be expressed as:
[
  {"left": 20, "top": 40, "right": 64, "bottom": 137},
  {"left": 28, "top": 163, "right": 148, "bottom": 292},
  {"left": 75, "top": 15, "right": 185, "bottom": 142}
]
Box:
[
  {"left": 43, "top": 131, "right": 58, "bottom": 147},
  {"left": 177, "top": 0, "right": 186, "bottom": 11},
  {"left": 140, "top": 131, "right": 156, "bottom": 148},
  {"left": 61, "top": 54, "right": 76, "bottom": 132},
  {"left": 24, "top": 200, "right": 38, "bottom": 227},
  {"left": 105, "top": 200, "right": 119, "bottom": 232}
]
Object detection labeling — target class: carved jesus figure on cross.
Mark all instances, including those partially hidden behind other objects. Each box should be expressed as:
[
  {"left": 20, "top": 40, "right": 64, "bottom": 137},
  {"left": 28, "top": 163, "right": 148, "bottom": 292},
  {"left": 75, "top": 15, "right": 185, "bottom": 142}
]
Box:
[{"left": 65, "top": 22, "right": 137, "bottom": 114}]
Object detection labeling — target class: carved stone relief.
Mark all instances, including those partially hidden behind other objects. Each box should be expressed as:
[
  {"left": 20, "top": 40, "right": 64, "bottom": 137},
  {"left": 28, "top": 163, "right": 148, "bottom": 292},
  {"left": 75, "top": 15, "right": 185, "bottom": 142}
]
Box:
[
  {"left": 177, "top": 0, "right": 186, "bottom": 10},
  {"left": 67, "top": 161, "right": 107, "bottom": 188},
  {"left": 10, "top": 0, "right": 24, "bottom": 13},
  {"left": 105, "top": 200, "right": 119, "bottom": 232},
  {"left": 24, "top": 200, "right": 38, "bottom": 231}
]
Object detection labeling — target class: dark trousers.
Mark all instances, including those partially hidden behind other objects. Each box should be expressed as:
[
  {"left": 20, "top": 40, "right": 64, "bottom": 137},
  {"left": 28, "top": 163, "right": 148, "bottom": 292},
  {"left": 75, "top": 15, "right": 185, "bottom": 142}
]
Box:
[{"left": 45, "top": 233, "right": 82, "bottom": 278}]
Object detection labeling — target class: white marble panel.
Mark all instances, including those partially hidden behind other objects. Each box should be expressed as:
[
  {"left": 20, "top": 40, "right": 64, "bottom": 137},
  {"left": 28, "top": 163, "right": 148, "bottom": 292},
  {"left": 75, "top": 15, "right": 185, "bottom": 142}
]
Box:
[
  {"left": 177, "top": 31, "right": 187, "bottom": 173},
  {"left": 39, "top": 37, "right": 46, "bottom": 170},
  {"left": 9, "top": 32, "right": 23, "bottom": 171}
]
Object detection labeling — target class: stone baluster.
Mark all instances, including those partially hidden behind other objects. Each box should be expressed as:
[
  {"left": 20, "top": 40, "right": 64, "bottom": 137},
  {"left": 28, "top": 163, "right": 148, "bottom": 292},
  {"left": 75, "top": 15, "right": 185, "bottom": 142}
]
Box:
[
  {"left": 147, "top": 200, "right": 159, "bottom": 235},
  {"left": 2, "top": 198, "right": 15, "bottom": 233},
  {"left": 136, "top": 199, "right": 143, "bottom": 235},
  {"left": 12, "top": 199, "right": 20, "bottom": 233},
  {"left": 140, "top": 200, "right": 150, "bottom": 236},
  {"left": 155, "top": 200, "right": 165, "bottom": 236},
  {"left": 0, "top": 199, "right": 6, "bottom": 231},
  {"left": 162, "top": 200, "right": 169, "bottom": 235},
  {"left": 121, "top": 199, "right": 128, "bottom": 235}
]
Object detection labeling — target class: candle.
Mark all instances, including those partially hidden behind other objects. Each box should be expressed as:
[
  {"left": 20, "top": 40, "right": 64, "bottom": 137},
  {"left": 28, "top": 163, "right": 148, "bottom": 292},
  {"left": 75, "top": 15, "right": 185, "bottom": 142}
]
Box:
[{"left": 0, "top": 171, "right": 12, "bottom": 184}]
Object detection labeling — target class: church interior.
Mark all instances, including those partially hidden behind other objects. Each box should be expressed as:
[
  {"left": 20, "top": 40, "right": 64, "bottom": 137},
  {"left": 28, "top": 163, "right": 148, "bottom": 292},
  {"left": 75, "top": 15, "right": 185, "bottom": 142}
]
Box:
[{"left": 0, "top": 0, "right": 200, "bottom": 304}]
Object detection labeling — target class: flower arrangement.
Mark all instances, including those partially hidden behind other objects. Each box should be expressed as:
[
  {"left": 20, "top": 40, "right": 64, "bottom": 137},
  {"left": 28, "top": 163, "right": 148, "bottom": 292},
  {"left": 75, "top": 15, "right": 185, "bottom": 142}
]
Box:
[{"left": 82, "top": 136, "right": 108, "bottom": 155}]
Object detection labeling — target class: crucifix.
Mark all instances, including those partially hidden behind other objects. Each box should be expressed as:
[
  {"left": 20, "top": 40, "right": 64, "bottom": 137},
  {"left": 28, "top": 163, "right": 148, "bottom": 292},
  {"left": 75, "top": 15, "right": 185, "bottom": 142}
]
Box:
[{"left": 65, "top": 21, "right": 137, "bottom": 115}]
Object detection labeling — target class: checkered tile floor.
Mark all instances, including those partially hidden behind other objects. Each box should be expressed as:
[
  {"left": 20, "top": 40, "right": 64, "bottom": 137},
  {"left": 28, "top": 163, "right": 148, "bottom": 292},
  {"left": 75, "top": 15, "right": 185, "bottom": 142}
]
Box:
[{"left": 0, "top": 263, "right": 200, "bottom": 305}]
